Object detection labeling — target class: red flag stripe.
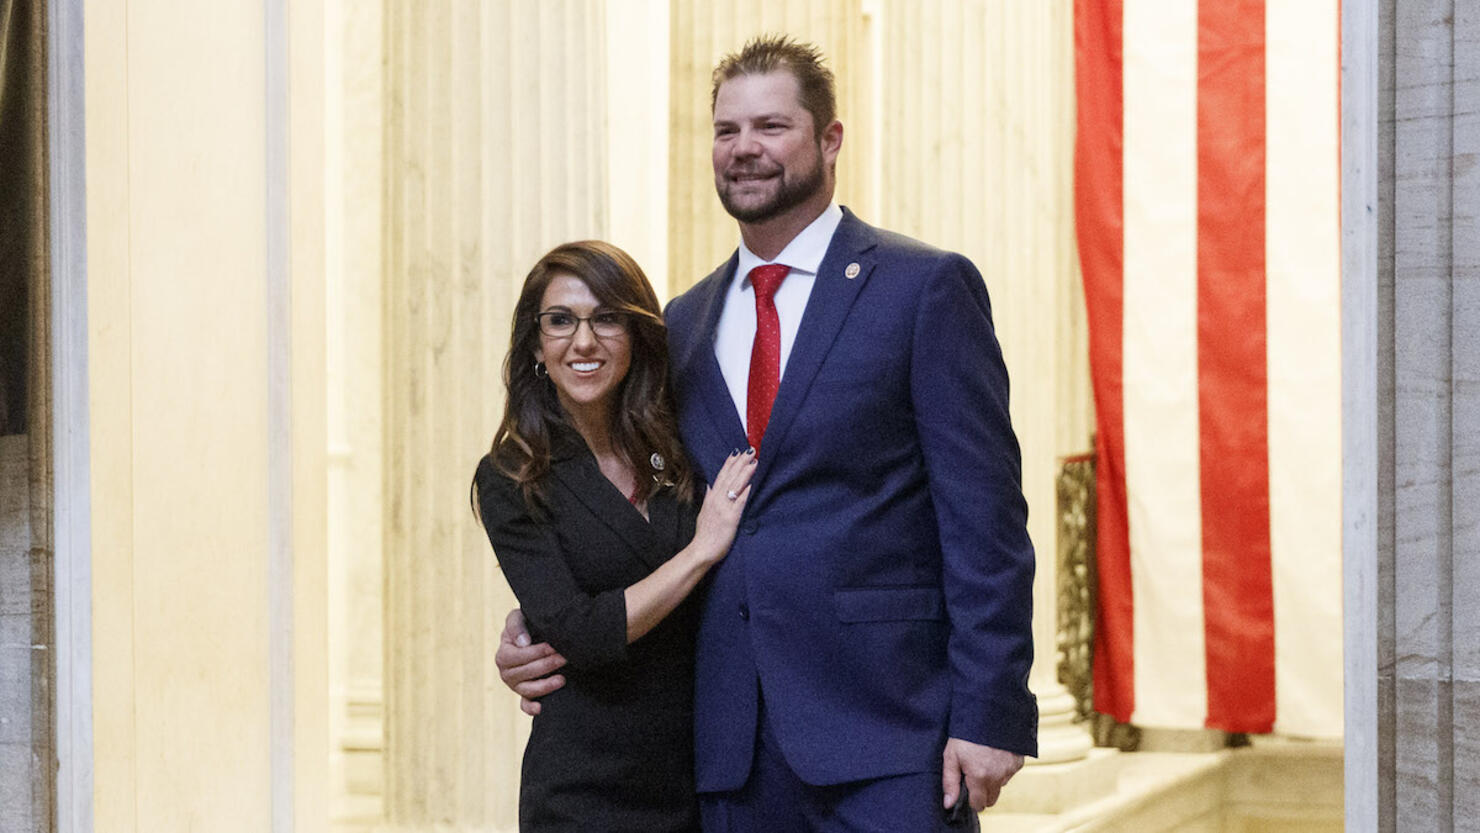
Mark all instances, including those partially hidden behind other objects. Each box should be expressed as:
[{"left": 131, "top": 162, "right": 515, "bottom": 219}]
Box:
[
  {"left": 1196, "top": 0, "right": 1276, "bottom": 732},
  {"left": 1078, "top": 0, "right": 1341, "bottom": 735},
  {"left": 1075, "top": 0, "right": 1134, "bottom": 724}
]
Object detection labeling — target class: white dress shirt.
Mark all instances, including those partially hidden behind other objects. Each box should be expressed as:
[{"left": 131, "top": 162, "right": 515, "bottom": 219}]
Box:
[{"left": 714, "top": 203, "right": 845, "bottom": 429}]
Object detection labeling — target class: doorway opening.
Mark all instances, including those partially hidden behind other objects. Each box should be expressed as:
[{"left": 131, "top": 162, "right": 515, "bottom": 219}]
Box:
[{"left": 0, "top": 0, "right": 55, "bottom": 830}]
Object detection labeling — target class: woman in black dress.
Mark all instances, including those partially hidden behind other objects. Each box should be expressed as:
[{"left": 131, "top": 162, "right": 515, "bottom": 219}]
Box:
[{"left": 473, "top": 241, "right": 755, "bottom": 833}]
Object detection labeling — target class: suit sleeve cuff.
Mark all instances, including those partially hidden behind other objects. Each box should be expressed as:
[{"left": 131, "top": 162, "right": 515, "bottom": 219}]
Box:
[{"left": 949, "top": 690, "right": 1040, "bottom": 758}]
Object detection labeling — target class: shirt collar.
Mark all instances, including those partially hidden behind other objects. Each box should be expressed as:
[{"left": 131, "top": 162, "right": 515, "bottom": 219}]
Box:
[{"left": 735, "top": 202, "right": 844, "bottom": 287}]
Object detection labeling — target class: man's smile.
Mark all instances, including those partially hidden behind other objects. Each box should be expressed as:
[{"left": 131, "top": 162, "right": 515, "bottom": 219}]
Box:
[{"left": 727, "top": 169, "right": 780, "bottom": 183}]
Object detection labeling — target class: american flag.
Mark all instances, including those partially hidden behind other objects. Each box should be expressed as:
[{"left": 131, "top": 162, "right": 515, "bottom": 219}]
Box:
[{"left": 1075, "top": 0, "right": 1343, "bottom": 737}]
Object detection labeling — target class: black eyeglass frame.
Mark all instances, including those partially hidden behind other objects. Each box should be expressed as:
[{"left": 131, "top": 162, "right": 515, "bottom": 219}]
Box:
[{"left": 534, "top": 310, "right": 631, "bottom": 339}]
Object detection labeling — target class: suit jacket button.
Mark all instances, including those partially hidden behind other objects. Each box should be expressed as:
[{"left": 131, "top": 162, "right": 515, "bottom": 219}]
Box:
[{"left": 738, "top": 603, "right": 750, "bottom": 621}]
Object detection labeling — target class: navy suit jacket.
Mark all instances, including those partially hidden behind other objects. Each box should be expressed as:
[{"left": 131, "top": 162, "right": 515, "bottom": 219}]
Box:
[{"left": 665, "top": 209, "right": 1038, "bottom": 792}]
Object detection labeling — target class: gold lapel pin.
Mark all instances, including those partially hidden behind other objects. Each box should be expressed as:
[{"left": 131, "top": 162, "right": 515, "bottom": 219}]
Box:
[{"left": 845, "top": 262, "right": 861, "bottom": 279}]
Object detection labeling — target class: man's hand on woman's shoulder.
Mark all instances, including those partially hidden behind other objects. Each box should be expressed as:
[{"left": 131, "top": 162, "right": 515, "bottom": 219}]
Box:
[{"left": 496, "top": 608, "right": 568, "bottom": 716}]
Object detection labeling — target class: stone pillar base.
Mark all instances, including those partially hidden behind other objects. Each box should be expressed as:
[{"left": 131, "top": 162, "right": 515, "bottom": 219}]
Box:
[
  {"left": 991, "top": 746, "right": 1120, "bottom": 814},
  {"left": 1137, "top": 727, "right": 1229, "bottom": 753}
]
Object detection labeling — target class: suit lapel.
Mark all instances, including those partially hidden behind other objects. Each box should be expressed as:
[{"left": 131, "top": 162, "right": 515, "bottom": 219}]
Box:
[
  {"left": 753, "top": 210, "right": 879, "bottom": 487},
  {"left": 686, "top": 254, "right": 750, "bottom": 458}
]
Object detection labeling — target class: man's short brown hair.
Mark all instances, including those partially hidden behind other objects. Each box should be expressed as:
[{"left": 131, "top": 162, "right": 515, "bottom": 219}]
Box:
[{"left": 711, "top": 35, "right": 837, "bottom": 135}]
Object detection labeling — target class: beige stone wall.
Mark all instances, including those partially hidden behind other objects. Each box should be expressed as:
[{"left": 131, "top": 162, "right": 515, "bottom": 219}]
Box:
[{"left": 82, "top": 0, "right": 327, "bottom": 830}]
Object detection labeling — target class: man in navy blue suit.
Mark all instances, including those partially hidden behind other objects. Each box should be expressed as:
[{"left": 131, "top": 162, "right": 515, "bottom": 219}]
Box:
[{"left": 499, "top": 35, "right": 1037, "bottom": 831}]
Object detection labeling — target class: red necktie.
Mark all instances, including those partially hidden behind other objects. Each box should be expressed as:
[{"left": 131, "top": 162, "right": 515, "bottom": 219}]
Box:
[{"left": 746, "top": 264, "right": 790, "bottom": 451}]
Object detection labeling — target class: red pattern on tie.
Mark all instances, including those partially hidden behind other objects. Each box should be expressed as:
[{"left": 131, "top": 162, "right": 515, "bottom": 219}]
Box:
[{"left": 746, "top": 264, "right": 790, "bottom": 451}]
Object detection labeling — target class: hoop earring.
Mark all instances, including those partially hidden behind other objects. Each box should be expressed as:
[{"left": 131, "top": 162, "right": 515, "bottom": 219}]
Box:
[{"left": 534, "top": 360, "right": 548, "bottom": 379}]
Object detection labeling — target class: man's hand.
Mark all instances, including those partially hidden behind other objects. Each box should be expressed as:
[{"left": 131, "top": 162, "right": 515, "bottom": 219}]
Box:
[
  {"left": 495, "top": 609, "right": 568, "bottom": 716},
  {"left": 942, "top": 738, "right": 1024, "bottom": 812}
]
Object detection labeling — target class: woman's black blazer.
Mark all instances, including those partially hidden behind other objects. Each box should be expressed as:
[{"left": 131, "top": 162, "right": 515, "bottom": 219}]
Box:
[{"left": 474, "top": 429, "right": 701, "bottom": 833}]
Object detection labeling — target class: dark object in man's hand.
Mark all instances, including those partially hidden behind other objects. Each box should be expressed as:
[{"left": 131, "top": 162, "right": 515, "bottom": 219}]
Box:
[{"left": 944, "top": 774, "right": 981, "bottom": 830}]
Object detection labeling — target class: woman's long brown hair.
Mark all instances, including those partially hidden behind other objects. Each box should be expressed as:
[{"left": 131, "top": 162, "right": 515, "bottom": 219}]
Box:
[{"left": 477, "top": 241, "right": 694, "bottom": 516}]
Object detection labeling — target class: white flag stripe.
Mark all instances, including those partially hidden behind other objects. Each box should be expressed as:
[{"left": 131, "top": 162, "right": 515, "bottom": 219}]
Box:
[
  {"left": 1122, "top": 0, "right": 1207, "bottom": 729},
  {"left": 1265, "top": 0, "right": 1345, "bottom": 739}
]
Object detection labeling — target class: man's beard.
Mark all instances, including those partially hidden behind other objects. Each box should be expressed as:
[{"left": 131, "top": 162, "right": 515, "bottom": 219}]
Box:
[{"left": 716, "top": 152, "right": 826, "bottom": 223}]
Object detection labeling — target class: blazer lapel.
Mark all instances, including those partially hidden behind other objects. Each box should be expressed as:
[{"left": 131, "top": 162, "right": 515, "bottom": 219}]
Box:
[
  {"left": 547, "top": 432, "right": 671, "bottom": 572},
  {"left": 753, "top": 210, "right": 879, "bottom": 487}
]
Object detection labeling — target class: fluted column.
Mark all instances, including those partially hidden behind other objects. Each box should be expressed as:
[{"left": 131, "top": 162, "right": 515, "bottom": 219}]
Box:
[
  {"left": 80, "top": 1, "right": 330, "bottom": 828},
  {"left": 605, "top": 0, "right": 672, "bottom": 299},
  {"left": 667, "top": 0, "right": 872, "bottom": 296},
  {"left": 326, "top": 0, "right": 389, "bottom": 824},
  {"left": 876, "top": 0, "right": 1096, "bottom": 775},
  {"left": 381, "top": 1, "right": 608, "bottom": 829}
]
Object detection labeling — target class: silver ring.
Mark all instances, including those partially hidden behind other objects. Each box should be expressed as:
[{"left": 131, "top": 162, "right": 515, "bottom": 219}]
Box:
[{"left": 726, "top": 490, "right": 739, "bottom": 501}]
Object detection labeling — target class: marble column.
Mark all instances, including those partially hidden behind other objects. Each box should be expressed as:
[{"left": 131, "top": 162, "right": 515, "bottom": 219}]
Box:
[
  {"left": 380, "top": 1, "right": 608, "bottom": 829},
  {"left": 79, "top": 1, "right": 331, "bottom": 827},
  {"left": 326, "top": 0, "right": 389, "bottom": 823},
  {"left": 0, "top": 437, "right": 37, "bottom": 832},
  {"left": 667, "top": 0, "right": 872, "bottom": 296},
  {"left": 1347, "top": 0, "right": 1479, "bottom": 830},
  {"left": 875, "top": 0, "right": 1099, "bottom": 789},
  {"left": 605, "top": 0, "right": 672, "bottom": 300}
]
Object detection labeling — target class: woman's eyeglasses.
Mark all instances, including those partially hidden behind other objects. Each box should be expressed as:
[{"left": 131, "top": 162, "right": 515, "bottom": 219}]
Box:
[{"left": 535, "top": 310, "right": 629, "bottom": 339}]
